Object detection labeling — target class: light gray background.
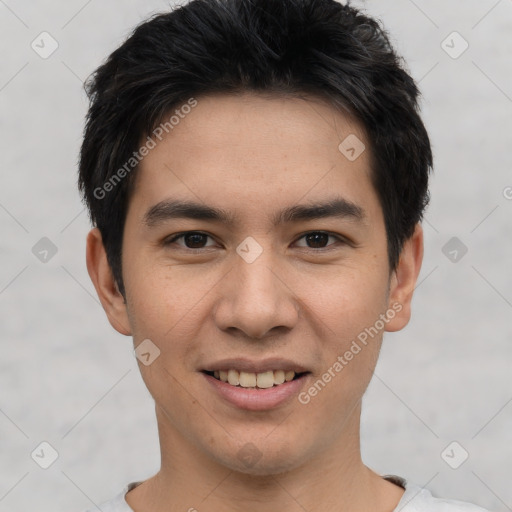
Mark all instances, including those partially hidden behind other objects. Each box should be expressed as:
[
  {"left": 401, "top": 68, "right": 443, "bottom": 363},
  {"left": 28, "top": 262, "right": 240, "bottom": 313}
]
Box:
[{"left": 1, "top": 1, "right": 511, "bottom": 511}]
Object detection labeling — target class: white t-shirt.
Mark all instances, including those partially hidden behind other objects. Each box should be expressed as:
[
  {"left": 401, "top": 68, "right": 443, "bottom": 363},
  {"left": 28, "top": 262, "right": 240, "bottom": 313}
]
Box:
[{"left": 87, "top": 476, "right": 491, "bottom": 512}]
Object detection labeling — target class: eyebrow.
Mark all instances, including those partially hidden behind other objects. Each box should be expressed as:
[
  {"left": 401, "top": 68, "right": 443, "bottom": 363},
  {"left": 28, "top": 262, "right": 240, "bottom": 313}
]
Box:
[{"left": 143, "top": 196, "right": 365, "bottom": 228}]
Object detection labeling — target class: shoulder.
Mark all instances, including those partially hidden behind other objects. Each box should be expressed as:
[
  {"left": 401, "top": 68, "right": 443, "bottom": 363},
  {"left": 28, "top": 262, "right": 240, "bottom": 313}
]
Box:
[
  {"left": 82, "top": 482, "right": 141, "bottom": 512},
  {"left": 84, "top": 478, "right": 492, "bottom": 512},
  {"left": 398, "top": 481, "right": 492, "bottom": 512}
]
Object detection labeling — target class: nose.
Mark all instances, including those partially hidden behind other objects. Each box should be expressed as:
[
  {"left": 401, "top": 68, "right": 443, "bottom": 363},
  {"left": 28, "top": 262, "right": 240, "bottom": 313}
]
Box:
[{"left": 213, "top": 248, "right": 300, "bottom": 340}]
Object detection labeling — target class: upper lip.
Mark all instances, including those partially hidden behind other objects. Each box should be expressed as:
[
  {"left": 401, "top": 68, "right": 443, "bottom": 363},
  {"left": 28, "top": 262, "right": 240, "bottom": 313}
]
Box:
[{"left": 201, "top": 357, "right": 310, "bottom": 374}]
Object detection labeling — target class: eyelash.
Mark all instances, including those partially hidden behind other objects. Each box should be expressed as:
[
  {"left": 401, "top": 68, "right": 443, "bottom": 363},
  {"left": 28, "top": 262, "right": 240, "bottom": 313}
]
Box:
[{"left": 163, "top": 231, "right": 349, "bottom": 252}]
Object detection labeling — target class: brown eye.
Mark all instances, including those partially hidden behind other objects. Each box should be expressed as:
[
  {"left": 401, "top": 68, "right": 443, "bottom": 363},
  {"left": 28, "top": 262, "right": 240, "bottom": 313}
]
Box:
[
  {"left": 295, "top": 231, "right": 342, "bottom": 249},
  {"left": 182, "top": 233, "right": 209, "bottom": 248},
  {"left": 305, "top": 232, "right": 329, "bottom": 248},
  {"left": 164, "top": 231, "right": 216, "bottom": 249}
]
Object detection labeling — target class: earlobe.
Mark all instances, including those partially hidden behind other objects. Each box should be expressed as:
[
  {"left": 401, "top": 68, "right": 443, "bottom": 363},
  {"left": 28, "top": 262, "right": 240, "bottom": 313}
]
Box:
[
  {"left": 385, "top": 223, "right": 424, "bottom": 333},
  {"left": 85, "top": 228, "right": 132, "bottom": 336}
]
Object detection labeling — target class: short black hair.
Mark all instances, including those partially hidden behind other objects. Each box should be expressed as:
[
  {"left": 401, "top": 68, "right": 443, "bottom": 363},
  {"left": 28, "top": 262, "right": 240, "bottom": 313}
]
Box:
[{"left": 79, "top": 0, "right": 433, "bottom": 297}]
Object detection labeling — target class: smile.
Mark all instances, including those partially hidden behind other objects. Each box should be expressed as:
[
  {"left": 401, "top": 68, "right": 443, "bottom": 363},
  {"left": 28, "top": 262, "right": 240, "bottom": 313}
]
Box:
[
  {"left": 204, "top": 369, "right": 307, "bottom": 389},
  {"left": 202, "top": 370, "right": 311, "bottom": 411}
]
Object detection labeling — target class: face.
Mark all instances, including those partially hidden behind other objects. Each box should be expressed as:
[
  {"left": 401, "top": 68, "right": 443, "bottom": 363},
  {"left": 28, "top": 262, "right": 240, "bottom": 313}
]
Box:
[{"left": 87, "top": 92, "right": 422, "bottom": 476}]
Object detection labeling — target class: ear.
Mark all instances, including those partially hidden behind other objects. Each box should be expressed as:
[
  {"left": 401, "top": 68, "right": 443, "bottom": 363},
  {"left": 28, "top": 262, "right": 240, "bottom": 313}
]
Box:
[
  {"left": 86, "top": 227, "right": 131, "bottom": 336},
  {"left": 385, "top": 223, "right": 424, "bottom": 332}
]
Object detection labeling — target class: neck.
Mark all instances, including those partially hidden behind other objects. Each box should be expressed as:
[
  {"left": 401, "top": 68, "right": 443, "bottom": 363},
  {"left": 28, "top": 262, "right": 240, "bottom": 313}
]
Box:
[{"left": 126, "top": 401, "right": 404, "bottom": 512}]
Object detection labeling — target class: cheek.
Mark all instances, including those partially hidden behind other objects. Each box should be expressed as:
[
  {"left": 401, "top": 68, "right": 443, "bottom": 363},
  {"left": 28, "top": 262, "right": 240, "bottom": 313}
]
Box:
[
  {"left": 300, "top": 261, "right": 389, "bottom": 397},
  {"left": 304, "top": 262, "right": 390, "bottom": 342},
  {"left": 123, "top": 261, "right": 223, "bottom": 400},
  {"left": 125, "top": 259, "right": 204, "bottom": 337}
]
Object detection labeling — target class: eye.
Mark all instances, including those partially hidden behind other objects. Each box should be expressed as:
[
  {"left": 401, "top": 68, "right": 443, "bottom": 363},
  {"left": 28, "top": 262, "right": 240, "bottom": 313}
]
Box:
[
  {"left": 163, "top": 230, "right": 347, "bottom": 252},
  {"left": 294, "top": 231, "right": 345, "bottom": 250},
  {"left": 164, "top": 231, "right": 216, "bottom": 249}
]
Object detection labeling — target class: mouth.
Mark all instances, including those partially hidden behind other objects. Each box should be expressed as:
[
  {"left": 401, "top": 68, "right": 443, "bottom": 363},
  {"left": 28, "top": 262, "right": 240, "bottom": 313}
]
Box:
[
  {"left": 200, "top": 358, "right": 312, "bottom": 410},
  {"left": 202, "top": 369, "right": 309, "bottom": 389}
]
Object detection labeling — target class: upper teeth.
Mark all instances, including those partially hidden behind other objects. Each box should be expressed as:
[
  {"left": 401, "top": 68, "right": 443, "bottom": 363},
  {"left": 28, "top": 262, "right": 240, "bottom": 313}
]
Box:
[{"left": 213, "top": 369, "right": 296, "bottom": 388}]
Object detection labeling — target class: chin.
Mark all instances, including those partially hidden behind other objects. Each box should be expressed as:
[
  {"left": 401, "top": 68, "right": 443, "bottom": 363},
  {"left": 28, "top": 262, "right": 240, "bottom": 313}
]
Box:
[{"left": 211, "top": 440, "right": 309, "bottom": 477}]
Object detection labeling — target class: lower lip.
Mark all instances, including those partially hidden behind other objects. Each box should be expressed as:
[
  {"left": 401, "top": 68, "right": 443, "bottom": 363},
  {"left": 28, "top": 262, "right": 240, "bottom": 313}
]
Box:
[{"left": 202, "top": 372, "right": 310, "bottom": 411}]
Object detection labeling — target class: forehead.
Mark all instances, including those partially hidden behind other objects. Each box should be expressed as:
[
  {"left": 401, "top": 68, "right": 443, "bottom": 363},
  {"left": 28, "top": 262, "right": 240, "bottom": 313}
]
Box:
[
  {"left": 147, "top": 92, "right": 367, "bottom": 161},
  {"left": 128, "top": 92, "right": 380, "bottom": 226}
]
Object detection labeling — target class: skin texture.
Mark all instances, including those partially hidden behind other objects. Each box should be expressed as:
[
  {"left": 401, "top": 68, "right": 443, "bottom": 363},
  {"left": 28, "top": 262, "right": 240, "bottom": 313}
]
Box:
[{"left": 86, "top": 93, "right": 423, "bottom": 512}]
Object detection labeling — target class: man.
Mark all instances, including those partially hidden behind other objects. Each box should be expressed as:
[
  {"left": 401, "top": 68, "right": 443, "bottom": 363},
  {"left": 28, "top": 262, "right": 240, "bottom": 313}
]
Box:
[{"left": 80, "top": 0, "right": 490, "bottom": 510}]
